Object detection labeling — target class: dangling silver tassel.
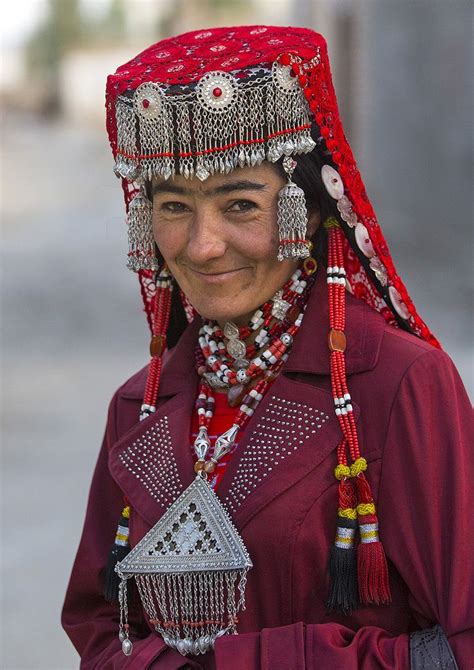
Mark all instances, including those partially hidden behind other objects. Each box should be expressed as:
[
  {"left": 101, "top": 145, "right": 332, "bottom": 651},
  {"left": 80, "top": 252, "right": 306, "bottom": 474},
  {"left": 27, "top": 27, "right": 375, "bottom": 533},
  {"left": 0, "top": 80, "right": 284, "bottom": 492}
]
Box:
[
  {"left": 118, "top": 577, "right": 133, "bottom": 655},
  {"left": 126, "top": 189, "right": 159, "bottom": 272},
  {"left": 277, "top": 157, "right": 311, "bottom": 261}
]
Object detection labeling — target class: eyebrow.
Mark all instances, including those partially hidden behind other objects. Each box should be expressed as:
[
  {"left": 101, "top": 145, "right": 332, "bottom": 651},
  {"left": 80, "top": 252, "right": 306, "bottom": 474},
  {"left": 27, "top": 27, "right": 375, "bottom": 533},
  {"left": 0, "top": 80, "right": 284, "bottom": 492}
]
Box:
[{"left": 151, "top": 180, "right": 267, "bottom": 198}]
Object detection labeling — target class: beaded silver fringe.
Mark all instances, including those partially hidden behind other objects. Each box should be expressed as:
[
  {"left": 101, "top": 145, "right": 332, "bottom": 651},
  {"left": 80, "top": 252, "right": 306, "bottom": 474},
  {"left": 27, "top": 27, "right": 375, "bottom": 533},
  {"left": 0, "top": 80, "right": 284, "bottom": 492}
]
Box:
[
  {"left": 126, "top": 191, "right": 159, "bottom": 272},
  {"left": 114, "top": 61, "right": 317, "bottom": 183}
]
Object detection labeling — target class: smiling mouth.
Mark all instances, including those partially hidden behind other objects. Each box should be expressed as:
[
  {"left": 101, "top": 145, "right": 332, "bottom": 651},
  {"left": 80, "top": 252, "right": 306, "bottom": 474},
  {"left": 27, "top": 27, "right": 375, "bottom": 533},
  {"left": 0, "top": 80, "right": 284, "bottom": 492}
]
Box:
[
  {"left": 186, "top": 267, "right": 248, "bottom": 283},
  {"left": 188, "top": 267, "right": 247, "bottom": 277}
]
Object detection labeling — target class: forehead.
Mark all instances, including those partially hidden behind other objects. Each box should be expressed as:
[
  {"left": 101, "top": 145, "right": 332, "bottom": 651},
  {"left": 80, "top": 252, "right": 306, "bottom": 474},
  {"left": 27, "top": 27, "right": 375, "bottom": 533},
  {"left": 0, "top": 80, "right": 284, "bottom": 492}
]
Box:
[{"left": 151, "top": 162, "right": 283, "bottom": 197}]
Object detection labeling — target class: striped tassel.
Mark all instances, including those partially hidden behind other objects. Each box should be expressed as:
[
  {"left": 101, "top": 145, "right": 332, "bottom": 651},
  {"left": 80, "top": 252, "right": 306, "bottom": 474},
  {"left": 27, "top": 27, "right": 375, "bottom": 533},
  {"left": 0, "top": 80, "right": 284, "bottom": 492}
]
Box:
[
  {"left": 103, "top": 505, "right": 130, "bottom": 603},
  {"left": 327, "top": 476, "right": 358, "bottom": 613},
  {"left": 354, "top": 471, "right": 391, "bottom": 605}
]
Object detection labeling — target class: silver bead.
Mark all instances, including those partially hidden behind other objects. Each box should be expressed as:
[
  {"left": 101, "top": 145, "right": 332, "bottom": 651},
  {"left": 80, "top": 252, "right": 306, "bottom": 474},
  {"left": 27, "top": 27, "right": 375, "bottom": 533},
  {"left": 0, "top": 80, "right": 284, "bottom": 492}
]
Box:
[
  {"left": 122, "top": 638, "right": 133, "bottom": 656},
  {"left": 193, "top": 426, "right": 211, "bottom": 460},
  {"left": 214, "top": 424, "right": 240, "bottom": 461},
  {"left": 177, "top": 639, "right": 187, "bottom": 656}
]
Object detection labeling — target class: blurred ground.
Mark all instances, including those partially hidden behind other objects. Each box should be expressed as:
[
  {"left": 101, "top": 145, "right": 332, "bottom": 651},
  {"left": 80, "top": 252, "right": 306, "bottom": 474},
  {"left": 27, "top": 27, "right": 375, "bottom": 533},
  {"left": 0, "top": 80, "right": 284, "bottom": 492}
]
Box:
[{"left": 1, "top": 105, "right": 472, "bottom": 670}]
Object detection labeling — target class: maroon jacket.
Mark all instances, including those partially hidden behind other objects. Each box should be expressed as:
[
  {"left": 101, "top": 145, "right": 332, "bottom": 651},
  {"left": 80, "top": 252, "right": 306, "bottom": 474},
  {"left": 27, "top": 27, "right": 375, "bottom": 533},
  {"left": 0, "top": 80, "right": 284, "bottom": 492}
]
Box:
[{"left": 62, "top": 272, "right": 473, "bottom": 669}]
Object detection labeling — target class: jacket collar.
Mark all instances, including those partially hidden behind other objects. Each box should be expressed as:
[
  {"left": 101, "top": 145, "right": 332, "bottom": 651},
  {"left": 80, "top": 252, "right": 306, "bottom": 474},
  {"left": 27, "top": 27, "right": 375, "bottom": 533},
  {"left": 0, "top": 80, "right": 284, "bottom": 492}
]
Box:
[{"left": 119, "top": 266, "right": 386, "bottom": 402}]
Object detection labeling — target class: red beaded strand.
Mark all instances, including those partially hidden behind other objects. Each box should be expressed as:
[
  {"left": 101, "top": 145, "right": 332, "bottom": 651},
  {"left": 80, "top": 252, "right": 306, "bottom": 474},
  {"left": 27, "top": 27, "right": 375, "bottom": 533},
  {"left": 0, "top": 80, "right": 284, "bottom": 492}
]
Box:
[
  {"left": 325, "top": 218, "right": 391, "bottom": 608},
  {"left": 141, "top": 269, "right": 173, "bottom": 420}
]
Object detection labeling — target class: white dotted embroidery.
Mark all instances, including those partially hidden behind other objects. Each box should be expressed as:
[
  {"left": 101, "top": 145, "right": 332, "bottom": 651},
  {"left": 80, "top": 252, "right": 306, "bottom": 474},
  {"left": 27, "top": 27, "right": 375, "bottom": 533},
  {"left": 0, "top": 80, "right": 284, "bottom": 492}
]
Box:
[
  {"left": 119, "top": 416, "right": 182, "bottom": 507},
  {"left": 225, "top": 397, "right": 329, "bottom": 513}
]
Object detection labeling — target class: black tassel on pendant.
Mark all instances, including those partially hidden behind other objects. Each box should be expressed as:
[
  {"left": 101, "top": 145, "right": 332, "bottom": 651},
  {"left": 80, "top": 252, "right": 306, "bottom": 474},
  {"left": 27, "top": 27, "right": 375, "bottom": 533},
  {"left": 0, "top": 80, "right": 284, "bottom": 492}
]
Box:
[
  {"left": 103, "top": 506, "right": 130, "bottom": 603},
  {"left": 326, "top": 515, "right": 359, "bottom": 614}
]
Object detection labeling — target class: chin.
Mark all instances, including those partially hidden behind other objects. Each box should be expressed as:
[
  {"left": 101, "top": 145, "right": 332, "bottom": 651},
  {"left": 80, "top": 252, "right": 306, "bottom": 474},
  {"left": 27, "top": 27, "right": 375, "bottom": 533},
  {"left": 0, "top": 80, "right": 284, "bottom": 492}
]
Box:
[{"left": 191, "top": 299, "right": 250, "bottom": 325}]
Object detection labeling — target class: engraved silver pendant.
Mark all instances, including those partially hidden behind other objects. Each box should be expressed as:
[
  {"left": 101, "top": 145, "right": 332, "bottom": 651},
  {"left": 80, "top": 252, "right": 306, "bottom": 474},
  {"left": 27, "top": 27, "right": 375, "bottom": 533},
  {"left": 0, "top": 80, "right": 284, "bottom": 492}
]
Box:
[
  {"left": 223, "top": 321, "right": 247, "bottom": 361},
  {"left": 116, "top": 475, "right": 252, "bottom": 656},
  {"left": 271, "top": 290, "right": 291, "bottom": 320}
]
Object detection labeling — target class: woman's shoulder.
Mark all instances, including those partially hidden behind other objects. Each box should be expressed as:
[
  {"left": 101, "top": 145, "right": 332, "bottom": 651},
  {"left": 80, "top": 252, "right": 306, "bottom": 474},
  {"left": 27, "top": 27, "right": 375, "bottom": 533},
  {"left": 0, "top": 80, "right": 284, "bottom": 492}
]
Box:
[
  {"left": 343, "top": 293, "right": 470, "bottom": 412},
  {"left": 378, "top": 317, "right": 455, "bottom": 381},
  {"left": 364, "top": 311, "right": 470, "bottom": 413}
]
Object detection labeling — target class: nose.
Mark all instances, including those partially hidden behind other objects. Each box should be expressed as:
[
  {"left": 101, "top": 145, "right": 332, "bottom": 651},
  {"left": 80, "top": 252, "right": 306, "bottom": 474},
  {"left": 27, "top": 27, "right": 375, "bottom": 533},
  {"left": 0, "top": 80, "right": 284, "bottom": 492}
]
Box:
[{"left": 185, "top": 210, "right": 227, "bottom": 265}]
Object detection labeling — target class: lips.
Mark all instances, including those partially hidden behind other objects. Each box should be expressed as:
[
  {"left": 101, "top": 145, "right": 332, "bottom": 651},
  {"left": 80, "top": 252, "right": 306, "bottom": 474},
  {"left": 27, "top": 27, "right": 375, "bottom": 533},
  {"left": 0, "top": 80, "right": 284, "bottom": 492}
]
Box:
[{"left": 186, "top": 266, "right": 248, "bottom": 285}]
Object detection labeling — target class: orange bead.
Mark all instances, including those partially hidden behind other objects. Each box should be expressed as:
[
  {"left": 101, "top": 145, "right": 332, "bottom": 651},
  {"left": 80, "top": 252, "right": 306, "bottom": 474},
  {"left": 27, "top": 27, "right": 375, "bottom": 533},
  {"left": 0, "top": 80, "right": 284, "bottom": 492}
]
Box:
[
  {"left": 150, "top": 334, "right": 166, "bottom": 357},
  {"left": 328, "top": 329, "right": 347, "bottom": 352},
  {"left": 194, "top": 460, "right": 205, "bottom": 473},
  {"left": 204, "top": 460, "right": 216, "bottom": 474}
]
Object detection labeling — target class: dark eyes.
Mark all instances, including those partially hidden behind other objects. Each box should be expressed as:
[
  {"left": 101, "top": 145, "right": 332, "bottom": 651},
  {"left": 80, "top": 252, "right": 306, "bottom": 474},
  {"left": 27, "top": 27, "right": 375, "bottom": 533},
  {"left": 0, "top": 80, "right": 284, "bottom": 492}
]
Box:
[
  {"left": 159, "top": 200, "right": 257, "bottom": 214},
  {"left": 227, "top": 200, "right": 256, "bottom": 212},
  {"left": 160, "top": 202, "right": 188, "bottom": 213}
]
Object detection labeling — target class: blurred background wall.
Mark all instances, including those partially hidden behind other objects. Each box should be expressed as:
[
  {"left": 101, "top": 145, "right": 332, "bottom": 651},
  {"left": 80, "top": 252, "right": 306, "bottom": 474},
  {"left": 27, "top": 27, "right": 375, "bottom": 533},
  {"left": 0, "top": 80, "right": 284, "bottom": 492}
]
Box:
[{"left": 1, "top": 1, "right": 472, "bottom": 668}]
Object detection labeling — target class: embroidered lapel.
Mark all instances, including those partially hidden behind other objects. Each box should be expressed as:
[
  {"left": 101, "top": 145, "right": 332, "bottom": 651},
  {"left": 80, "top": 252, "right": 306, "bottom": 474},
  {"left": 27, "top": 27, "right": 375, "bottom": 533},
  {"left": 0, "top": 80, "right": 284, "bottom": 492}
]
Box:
[{"left": 109, "top": 380, "right": 198, "bottom": 527}]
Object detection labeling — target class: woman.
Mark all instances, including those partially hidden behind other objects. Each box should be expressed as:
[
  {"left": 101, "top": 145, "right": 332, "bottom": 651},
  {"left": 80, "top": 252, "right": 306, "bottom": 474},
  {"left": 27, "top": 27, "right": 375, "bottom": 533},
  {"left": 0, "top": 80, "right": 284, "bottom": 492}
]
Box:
[{"left": 62, "top": 26, "right": 473, "bottom": 669}]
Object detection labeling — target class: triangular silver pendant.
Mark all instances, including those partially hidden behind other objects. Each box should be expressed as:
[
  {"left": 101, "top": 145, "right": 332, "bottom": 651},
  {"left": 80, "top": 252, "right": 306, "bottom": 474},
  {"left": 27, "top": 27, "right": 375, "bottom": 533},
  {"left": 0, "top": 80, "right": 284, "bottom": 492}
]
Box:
[
  {"left": 117, "top": 474, "right": 252, "bottom": 575},
  {"left": 116, "top": 475, "right": 252, "bottom": 657}
]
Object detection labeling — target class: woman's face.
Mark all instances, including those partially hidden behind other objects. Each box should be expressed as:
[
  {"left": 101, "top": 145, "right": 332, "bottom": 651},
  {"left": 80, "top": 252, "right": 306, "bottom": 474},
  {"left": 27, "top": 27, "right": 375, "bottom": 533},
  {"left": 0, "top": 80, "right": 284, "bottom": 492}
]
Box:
[{"left": 152, "top": 163, "right": 318, "bottom": 325}]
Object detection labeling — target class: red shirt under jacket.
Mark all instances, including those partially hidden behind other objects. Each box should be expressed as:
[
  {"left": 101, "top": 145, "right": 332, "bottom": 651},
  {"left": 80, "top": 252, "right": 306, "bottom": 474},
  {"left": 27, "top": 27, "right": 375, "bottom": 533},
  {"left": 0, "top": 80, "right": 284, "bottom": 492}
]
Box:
[{"left": 62, "top": 271, "right": 474, "bottom": 669}]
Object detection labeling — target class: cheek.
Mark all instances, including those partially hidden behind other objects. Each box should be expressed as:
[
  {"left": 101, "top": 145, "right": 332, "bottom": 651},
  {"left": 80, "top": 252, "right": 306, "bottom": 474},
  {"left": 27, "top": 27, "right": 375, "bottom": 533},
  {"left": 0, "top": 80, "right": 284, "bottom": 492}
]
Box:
[
  {"left": 230, "top": 217, "right": 280, "bottom": 262},
  {"left": 152, "top": 218, "right": 184, "bottom": 261}
]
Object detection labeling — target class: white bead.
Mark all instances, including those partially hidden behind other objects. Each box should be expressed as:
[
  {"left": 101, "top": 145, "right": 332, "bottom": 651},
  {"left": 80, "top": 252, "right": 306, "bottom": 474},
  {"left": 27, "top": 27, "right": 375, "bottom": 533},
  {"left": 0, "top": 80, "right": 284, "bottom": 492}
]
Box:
[
  {"left": 355, "top": 222, "right": 375, "bottom": 258},
  {"left": 236, "top": 369, "right": 248, "bottom": 383},
  {"left": 388, "top": 285, "right": 410, "bottom": 319},
  {"left": 321, "top": 164, "right": 345, "bottom": 199}
]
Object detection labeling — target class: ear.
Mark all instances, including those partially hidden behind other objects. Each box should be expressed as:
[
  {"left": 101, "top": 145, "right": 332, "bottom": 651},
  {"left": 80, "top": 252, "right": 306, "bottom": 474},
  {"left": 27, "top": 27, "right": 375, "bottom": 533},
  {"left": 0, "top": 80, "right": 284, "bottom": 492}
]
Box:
[{"left": 307, "top": 209, "right": 321, "bottom": 238}]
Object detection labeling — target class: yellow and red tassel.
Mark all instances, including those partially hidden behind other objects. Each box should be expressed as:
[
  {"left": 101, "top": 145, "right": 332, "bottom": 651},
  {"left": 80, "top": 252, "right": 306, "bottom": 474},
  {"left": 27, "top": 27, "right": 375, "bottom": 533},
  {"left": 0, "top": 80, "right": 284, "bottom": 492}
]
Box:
[{"left": 352, "top": 459, "right": 391, "bottom": 605}]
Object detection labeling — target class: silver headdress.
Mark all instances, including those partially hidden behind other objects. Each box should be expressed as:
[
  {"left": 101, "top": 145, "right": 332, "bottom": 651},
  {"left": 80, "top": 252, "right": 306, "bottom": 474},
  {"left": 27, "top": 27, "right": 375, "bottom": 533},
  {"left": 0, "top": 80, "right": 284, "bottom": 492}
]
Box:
[{"left": 114, "top": 60, "right": 317, "bottom": 185}]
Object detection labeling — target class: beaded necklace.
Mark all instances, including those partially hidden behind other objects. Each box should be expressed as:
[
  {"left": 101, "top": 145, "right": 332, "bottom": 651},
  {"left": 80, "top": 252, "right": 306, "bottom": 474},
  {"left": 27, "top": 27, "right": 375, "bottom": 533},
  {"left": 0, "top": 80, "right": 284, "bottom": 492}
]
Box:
[{"left": 192, "top": 260, "right": 317, "bottom": 478}]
